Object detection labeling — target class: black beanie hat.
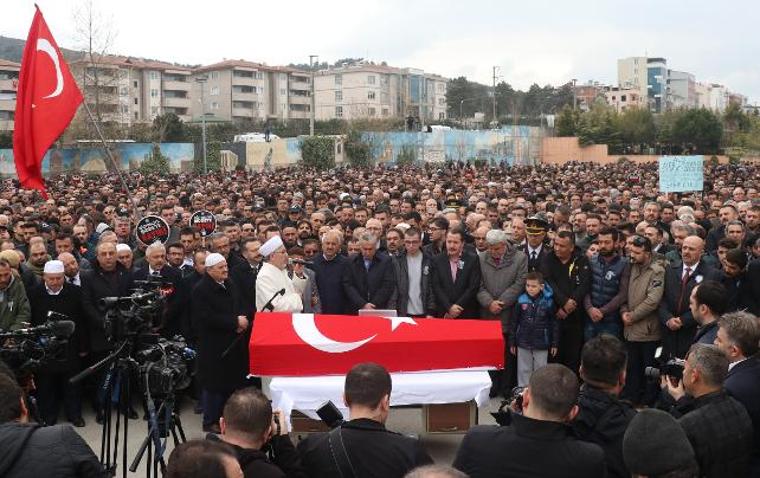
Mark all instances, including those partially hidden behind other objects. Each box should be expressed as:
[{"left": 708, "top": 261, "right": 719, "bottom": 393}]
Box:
[{"left": 623, "top": 409, "right": 695, "bottom": 475}]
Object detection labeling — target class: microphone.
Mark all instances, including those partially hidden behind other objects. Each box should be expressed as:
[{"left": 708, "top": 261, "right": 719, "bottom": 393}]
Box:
[
  {"left": 0, "top": 320, "right": 76, "bottom": 338},
  {"left": 262, "top": 289, "right": 286, "bottom": 312}
]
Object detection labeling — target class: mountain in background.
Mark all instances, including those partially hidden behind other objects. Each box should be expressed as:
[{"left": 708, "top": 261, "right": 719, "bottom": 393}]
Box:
[{"left": 0, "top": 35, "right": 82, "bottom": 63}]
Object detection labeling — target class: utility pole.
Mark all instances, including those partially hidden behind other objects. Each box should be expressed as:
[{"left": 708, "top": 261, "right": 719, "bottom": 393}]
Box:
[
  {"left": 309, "top": 55, "right": 318, "bottom": 136},
  {"left": 195, "top": 76, "right": 208, "bottom": 174},
  {"left": 572, "top": 78, "right": 578, "bottom": 110},
  {"left": 492, "top": 66, "right": 499, "bottom": 127}
]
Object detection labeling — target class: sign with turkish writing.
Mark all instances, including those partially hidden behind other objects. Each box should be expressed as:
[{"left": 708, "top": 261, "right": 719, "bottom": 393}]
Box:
[
  {"left": 190, "top": 210, "right": 216, "bottom": 237},
  {"left": 135, "top": 215, "right": 170, "bottom": 245},
  {"left": 658, "top": 155, "right": 704, "bottom": 192},
  {"left": 249, "top": 312, "right": 504, "bottom": 376}
]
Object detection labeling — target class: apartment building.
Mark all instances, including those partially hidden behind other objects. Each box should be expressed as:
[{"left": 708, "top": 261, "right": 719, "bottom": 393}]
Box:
[
  {"left": 617, "top": 57, "right": 648, "bottom": 107},
  {"left": 314, "top": 63, "right": 447, "bottom": 121},
  {"left": 667, "top": 70, "right": 697, "bottom": 109},
  {"left": 189, "top": 60, "right": 312, "bottom": 123},
  {"left": 604, "top": 86, "right": 646, "bottom": 112},
  {"left": 70, "top": 55, "right": 192, "bottom": 125},
  {"left": 0, "top": 59, "right": 20, "bottom": 131}
]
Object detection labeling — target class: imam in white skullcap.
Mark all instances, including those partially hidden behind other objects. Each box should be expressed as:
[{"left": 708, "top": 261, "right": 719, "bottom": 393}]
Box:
[
  {"left": 259, "top": 235, "right": 284, "bottom": 257},
  {"left": 116, "top": 243, "right": 131, "bottom": 253},
  {"left": 205, "top": 252, "right": 226, "bottom": 268},
  {"left": 43, "top": 260, "right": 65, "bottom": 274}
]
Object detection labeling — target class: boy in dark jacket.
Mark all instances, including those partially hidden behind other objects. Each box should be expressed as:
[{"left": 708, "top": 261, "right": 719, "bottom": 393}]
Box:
[{"left": 510, "top": 272, "right": 559, "bottom": 387}]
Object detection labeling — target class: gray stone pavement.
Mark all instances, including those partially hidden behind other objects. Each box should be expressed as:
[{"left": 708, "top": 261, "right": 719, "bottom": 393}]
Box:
[{"left": 72, "top": 396, "right": 504, "bottom": 477}]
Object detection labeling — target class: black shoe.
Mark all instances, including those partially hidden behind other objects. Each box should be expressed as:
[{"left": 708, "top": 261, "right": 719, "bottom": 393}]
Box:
[
  {"left": 70, "top": 417, "right": 86, "bottom": 427},
  {"left": 95, "top": 412, "right": 104, "bottom": 424}
]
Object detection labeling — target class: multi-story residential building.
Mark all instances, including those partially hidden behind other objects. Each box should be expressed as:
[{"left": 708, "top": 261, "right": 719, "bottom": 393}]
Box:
[
  {"left": 70, "top": 55, "right": 193, "bottom": 125},
  {"left": 604, "top": 86, "right": 646, "bottom": 112},
  {"left": 617, "top": 57, "right": 648, "bottom": 107},
  {"left": 0, "top": 59, "right": 20, "bottom": 131},
  {"left": 189, "top": 60, "right": 312, "bottom": 123},
  {"left": 574, "top": 82, "right": 606, "bottom": 111},
  {"left": 696, "top": 83, "right": 729, "bottom": 111},
  {"left": 646, "top": 57, "right": 668, "bottom": 113},
  {"left": 667, "top": 70, "right": 697, "bottom": 109},
  {"left": 314, "top": 63, "right": 447, "bottom": 121}
]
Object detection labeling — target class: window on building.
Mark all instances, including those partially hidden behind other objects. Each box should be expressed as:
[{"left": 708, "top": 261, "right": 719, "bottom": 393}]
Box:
[
  {"left": 612, "top": 96, "right": 616, "bottom": 100},
  {"left": 381, "top": 92, "right": 389, "bottom": 103},
  {"left": 621, "top": 95, "right": 627, "bottom": 101},
  {"left": 211, "top": 86, "right": 220, "bottom": 96},
  {"left": 134, "top": 112, "right": 138, "bottom": 119},
  {"left": 368, "top": 91, "right": 376, "bottom": 100},
  {"left": 368, "top": 107, "right": 376, "bottom": 116},
  {"left": 437, "top": 83, "right": 444, "bottom": 92},
  {"left": 150, "top": 71, "right": 159, "bottom": 80},
  {"left": 368, "top": 75, "right": 376, "bottom": 85},
  {"left": 134, "top": 98, "right": 138, "bottom": 105},
  {"left": 335, "top": 74, "right": 342, "bottom": 86},
  {"left": 211, "top": 102, "right": 219, "bottom": 110},
  {"left": 335, "top": 90, "right": 343, "bottom": 101},
  {"left": 210, "top": 72, "right": 220, "bottom": 80},
  {"left": 439, "top": 112, "right": 445, "bottom": 120},
  {"left": 151, "top": 89, "right": 159, "bottom": 97},
  {"left": 438, "top": 98, "right": 445, "bottom": 105},
  {"left": 382, "top": 108, "right": 389, "bottom": 116},
  {"left": 121, "top": 104, "right": 129, "bottom": 113},
  {"left": 120, "top": 87, "right": 128, "bottom": 96},
  {"left": 280, "top": 89, "right": 287, "bottom": 96},
  {"left": 133, "top": 80, "right": 138, "bottom": 88},
  {"left": 335, "top": 106, "right": 343, "bottom": 118},
  {"left": 151, "top": 106, "right": 159, "bottom": 115}
]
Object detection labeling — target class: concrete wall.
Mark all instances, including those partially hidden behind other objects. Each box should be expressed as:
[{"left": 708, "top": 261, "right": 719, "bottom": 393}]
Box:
[{"left": 541, "top": 136, "right": 729, "bottom": 164}]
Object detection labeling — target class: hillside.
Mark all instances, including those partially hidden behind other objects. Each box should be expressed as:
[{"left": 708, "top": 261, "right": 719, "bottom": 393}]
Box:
[{"left": 0, "top": 35, "right": 82, "bottom": 63}]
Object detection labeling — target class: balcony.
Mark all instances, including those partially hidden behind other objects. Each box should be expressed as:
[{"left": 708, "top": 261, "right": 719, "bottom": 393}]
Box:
[
  {"left": 163, "top": 96, "right": 191, "bottom": 108},
  {"left": 289, "top": 95, "right": 310, "bottom": 105},
  {"left": 231, "top": 92, "right": 257, "bottom": 102},
  {"left": 163, "top": 80, "right": 190, "bottom": 92},
  {"left": 0, "top": 98, "right": 15, "bottom": 112},
  {"left": 232, "top": 107, "right": 255, "bottom": 117},
  {"left": 288, "top": 110, "right": 310, "bottom": 120},
  {"left": 0, "top": 79, "right": 17, "bottom": 91},
  {"left": 0, "top": 119, "right": 14, "bottom": 130}
]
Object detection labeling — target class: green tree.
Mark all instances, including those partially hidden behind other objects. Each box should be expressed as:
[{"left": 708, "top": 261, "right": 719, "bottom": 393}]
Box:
[
  {"left": 0, "top": 131, "right": 12, "bottom": 149},
  {"left": 671, "top": 108, "right": 723, "bottom": 154},
  {"left": 153, "top": 113, "right": 190, "bottom": 142},
  {"left": 140, "top": 144, "right": 170, "bottom": 175},
  {"left": 396, "top": 145, "right": 416, "bottom": 166},
  {"left": 555, "top": 105, "right": 578, "bottom": 136},
  {"left": 299, "top": 136, "right": 335, "bottom": 170},
  {"left": 194, "top": 140, "right": 221, "bottom": 173},
  {"left": 618, "top": 108, "right": 656, "bottom": 151},
  {"left": 344, "top": 130, "right": 373, "bottom": 167}
]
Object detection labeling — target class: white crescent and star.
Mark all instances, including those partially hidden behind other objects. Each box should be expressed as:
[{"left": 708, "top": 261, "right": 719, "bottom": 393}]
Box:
[
  {"left": 36, "top": 38, "right": 64, "bottom": 99},
  {"left": 291, "top": 313, "right": 417, "bottom": 354}
]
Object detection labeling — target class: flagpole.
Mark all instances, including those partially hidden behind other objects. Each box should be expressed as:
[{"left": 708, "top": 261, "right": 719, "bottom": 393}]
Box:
[{"left": 81, "top": 101, "right": 140, "bottom": 221}]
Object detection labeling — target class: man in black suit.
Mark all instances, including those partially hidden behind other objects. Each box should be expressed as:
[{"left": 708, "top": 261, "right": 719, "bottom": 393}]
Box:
[
  {"left": 230, "top": 238, "right": 261, "bottom": 320},
  {"left": 715, "top": 311, "right": 760, "bottom": 475},
  {"left": 657, "top": 236, "right": 719, "bottom": 359},
  {"left": 28, "top": 260, "right": 87, "bottom": 427},
  {"left": 431, "top": 229, "right": 481, "bottom": 319},
  {"left": 132, "top": 242, "right": 183, "bottom": 337},
  {"left": 453, "top": 364, "right": 606, "bottom": 477},
  {"left": 523, "top": 215, "right": 550, "bottom": 273},
  {"left": 297, "top": 363, "right": 433, "bottom": 477},
  {"left": 342, "top": 232, "right": 396, "bottom": 314}
]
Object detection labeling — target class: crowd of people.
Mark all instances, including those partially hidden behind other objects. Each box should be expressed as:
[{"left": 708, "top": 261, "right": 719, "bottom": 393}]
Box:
[{"left": 1, "top": 159, "right": 760, "bottom": 477}]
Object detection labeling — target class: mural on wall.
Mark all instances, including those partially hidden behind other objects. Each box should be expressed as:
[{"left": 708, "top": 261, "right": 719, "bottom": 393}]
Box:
[
  {"left": 364, "top": 126, "right": 543, "bottom": 166},
  {"left": 0, "top": 143, "right": 195, "bottom": 176}
]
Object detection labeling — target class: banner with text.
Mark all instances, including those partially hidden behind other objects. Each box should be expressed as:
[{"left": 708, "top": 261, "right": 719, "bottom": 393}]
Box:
[{"left": 658, "top": 155, "right": 704, "bottom": 192}]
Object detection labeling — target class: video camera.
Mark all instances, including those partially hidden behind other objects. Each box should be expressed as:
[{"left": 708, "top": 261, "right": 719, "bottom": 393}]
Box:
[
  {"left": 645, "top": 358, "right": 686, "bottom": 381},
  {"left": 491, "top": 386, "right": 526, "bottom": 426},
  {"left": 0, "top": 312, "right": 76, "bottom": 375},
  {"left": 101, "top": 276, "right": 175, "bottom": 341},
  {"left": 134, "top": 335, "right": 196, "bottom": 397}
]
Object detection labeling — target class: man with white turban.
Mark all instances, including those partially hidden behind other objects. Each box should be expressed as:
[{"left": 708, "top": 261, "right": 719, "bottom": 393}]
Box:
[{"left": 255, "top": 235, "right": 303, "bottom": 312}]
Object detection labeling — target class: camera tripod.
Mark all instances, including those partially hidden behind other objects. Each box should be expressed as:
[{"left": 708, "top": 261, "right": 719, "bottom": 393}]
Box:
[{"left": 129, "top": 387, "right": 187, "bottom": 477}]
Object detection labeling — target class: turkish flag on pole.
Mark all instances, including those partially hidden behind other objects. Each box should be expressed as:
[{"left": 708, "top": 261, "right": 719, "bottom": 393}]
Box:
[
  {"left": 13, "top": 6, "right": 83, "bottom": 197},
  {"left": 249, "top": 313, "right": 504, "bottom": 376}
]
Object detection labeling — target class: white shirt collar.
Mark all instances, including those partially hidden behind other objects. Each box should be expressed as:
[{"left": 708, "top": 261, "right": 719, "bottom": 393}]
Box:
[
  {"left": 729, "top": 358, "right": 747, "bottom": 371},
  {"left": 528, "top": 244, "right": 542, "bottom": 254},
  {"left": 682, "top": 262, "right": 697, "bottom": 275},
  {"left": 149, "top": 266, "right": 162, "bottom": 275}
]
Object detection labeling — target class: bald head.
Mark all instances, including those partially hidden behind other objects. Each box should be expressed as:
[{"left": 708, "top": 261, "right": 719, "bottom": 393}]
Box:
[{"left": 681, "top": 235, "right": 704, "bottom": 267}]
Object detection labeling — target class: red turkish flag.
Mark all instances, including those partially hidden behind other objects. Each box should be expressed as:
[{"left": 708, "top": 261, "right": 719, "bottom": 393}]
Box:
[
  {"left": 249, "top": 312, "right": 504, "bottom": 376},
  {"left": 13, "top": 7, "right": 83, "bottom": 197}
]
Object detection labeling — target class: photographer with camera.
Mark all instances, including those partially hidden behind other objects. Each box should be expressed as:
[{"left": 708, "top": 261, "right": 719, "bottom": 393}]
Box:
[
  {"left": 573, "top": 335, "right": 637, "bottom": 478},
  {"left": 0, "top": 373, "right": 107, "bottom": 478},
  {"left": 297, "top": 362, "right": 433, "bottom": 478},
  {"left": 28, "top": 260, "right": 87, "bottom": 427},
  {"left": 453, "top": 364, "right": 606, "bottom": 478},
  {"left": 662, "top": 343, "right": 753, "bottom": 477},
  {"left": 0, "top": 257, "right": 31, "bottom": 332},
  {"left": 210, "top": 386, "right": 306, "bottom": 478}
]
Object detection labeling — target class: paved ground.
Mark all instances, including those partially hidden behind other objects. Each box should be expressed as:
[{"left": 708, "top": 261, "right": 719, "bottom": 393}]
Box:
[{"left": 72, "top": 396, "right": 504, "bottom": 477}]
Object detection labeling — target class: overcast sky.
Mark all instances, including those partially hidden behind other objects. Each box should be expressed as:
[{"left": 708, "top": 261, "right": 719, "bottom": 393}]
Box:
[{"left": 3, "top": 0, "right": 758, "bottom": 102}]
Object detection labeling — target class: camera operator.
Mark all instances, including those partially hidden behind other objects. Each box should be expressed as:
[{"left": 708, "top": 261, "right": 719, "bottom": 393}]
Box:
[
  {"left": 572, "top": 335, "right": 637, "bottom": 478},
  {"left": 714, "top": 311, "right": 760, "bottom": 475},
  {"left": 80, "top": 241, "right": 134, "bottom": 422},
  {"left": 210, "top": 386, "right": 306, "bottom": 478},
  {"left": 0, "top": 257, "right": 31, "bottom": 332},
  {"left": 191, "top": 253, "right": 250, "bottom": 434},
  {"left": 662, "top": 343, "right": 753, "bottom": 477},
  {"left": 28, "top": 260, "right": 87, "bottom": 427},
  {"left": 297, "top": 362, "right": 433, "bottom": 478},
  {"left": 0, "top": 373, "right": 107, "bottom": 478},
  {"left": 453, "top": 364, "right": 606, "bottom": 478},
  {"left": 133, "top": 241, "right": 183, "bottom": 336}
]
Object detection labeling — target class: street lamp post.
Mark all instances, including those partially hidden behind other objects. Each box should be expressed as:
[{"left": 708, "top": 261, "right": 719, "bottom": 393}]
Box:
[
  {"left": 195, "top": 75, "right": 208, "bottom": 174},
  {"left": 309, "top": 55, "right": 318, "bottom": 136},
  {"left": 572, "top": 78, "right": 578, "bottom": 111}
]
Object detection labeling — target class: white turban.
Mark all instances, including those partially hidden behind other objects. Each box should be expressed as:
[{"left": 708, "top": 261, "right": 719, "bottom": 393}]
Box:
[
  {"left": 259, "top": 235, "right": 284, "bottom": 257},
  {"left": 43, "top": 260, "right": 64, "bottom": 274},
  {"left": 205, "top": 252, "right": 226, "bottom": 268}
]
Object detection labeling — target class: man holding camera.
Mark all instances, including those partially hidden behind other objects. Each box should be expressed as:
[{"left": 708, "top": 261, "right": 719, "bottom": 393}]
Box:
[
  {"left": 663, "top": 343, "right": 753, "bottom": 477},
  {"left": 28, "top": 260, "right": 87, "bottom": 427},
  {"left": 211, "top": 387, "right": 306, "bottom": 478},
  {"left": 453, "top": 364, "right": 606, "bottom": 477},
  {"left": 297, "top": 362, "right": 433, "bottom": 478}
]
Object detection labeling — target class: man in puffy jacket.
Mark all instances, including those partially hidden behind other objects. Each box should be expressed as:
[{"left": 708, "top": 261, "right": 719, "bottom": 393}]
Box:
[{"left": 0, "top": 371, "right": 106, "bottom": 478}]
